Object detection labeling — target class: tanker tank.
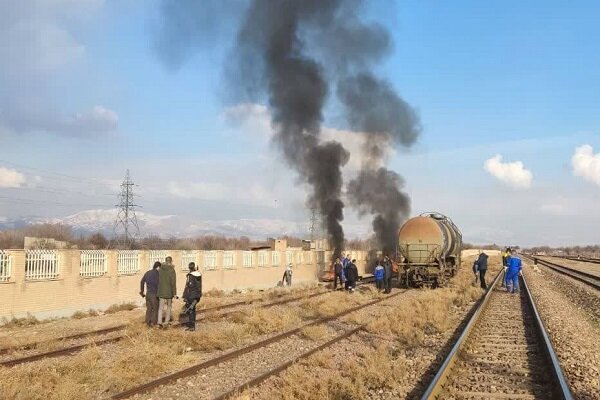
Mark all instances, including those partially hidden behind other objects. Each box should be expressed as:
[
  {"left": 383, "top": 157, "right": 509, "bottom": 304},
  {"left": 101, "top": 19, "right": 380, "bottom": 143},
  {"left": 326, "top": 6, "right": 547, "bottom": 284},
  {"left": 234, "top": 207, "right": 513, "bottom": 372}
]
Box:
[{"left": 397, "top": 212, "right": 462, "bottom": 287}]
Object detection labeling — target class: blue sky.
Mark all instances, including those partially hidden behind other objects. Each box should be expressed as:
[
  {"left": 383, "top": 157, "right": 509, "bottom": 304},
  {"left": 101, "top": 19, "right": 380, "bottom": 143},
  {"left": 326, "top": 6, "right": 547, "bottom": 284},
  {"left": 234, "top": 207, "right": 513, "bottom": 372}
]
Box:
[{"left": 1, "top": 0, "right": 600, "bottom": 246}]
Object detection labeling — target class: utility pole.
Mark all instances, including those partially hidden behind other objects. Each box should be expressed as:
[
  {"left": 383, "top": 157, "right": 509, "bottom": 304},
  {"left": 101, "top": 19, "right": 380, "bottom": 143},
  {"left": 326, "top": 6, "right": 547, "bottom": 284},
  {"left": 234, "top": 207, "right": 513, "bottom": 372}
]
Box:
[
  {"left": 309, "top": 206, "right": 319, "bottom": 241},
  {"left": 113, "top": 169, "right": 140, "bottom": 248}
]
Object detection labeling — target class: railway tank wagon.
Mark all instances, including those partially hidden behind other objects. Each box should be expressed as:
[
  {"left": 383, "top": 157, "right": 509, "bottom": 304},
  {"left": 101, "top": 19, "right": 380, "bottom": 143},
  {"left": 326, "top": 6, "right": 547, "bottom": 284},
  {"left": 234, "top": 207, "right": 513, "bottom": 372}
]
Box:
[{"left": 397, "top": 212, "right": 462, "bottom": 287}]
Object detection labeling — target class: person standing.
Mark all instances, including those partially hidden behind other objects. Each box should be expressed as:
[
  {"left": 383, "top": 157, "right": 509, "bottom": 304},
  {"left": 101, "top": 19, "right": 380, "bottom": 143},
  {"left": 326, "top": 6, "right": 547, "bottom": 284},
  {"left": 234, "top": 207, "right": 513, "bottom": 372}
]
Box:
[
  {"left": 282, "top": 263, "right": 293, "bottom": 286},
  {"left": 383, "top": 255, "right": 393, "bottom": 294},
  {"left": 346, "top": 259, "right": 359, "bottom": 292},
  {"left": 182, "top": 262, "right": 202, "bottom": 331},
  {"left": 140, "top": 261, "right": 160, "bottom": 326},
  {"left": 374, "top": 260, "right": 385, "bottom": 292},
  {"left": 157, "top": 256, "right": 177, "bottom": 328},
  {"left": 333, "top": 257, "right": 344, "bottom": 290},
  {"left": 505, "top": 251, "right": 522, "bottom": 294},
  {"left": 341, "top": 253, "right": 350, "bottom": 290},
  {"left": 501, "top": 247, "right": 511, "bottom": 287},
  {"left": 475, "top": 252, "right": 489, "bottom": 289}
]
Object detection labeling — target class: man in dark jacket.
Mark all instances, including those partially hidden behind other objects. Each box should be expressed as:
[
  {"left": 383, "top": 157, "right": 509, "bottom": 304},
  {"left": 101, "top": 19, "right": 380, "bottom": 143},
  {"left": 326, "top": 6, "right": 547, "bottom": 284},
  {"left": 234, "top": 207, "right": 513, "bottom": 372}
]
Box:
[
  {"left": 182, "top": 262, "right": 202, "bottom": 331},
  {"left": 475, "top": 252, "right": 489, "bottom": 289},
  {"left": 346, "top": 259, "right": 359, "bottom": 292},
  {"left": 333, "top": 257, "right": 344, "bottom": 290},
  {"left": 157, "top": 256, "right": 177, "bottom": 328},
  {"left": 140, "top": 261, "right": 160, "bottom": 326},
  {"left": 383, "top": 255, "right": 393, "bottom": 294}
]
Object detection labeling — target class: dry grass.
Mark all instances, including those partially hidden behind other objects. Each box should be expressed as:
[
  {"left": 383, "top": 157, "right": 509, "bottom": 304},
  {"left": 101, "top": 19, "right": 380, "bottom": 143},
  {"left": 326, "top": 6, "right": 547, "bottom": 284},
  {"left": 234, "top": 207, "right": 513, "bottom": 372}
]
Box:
[
  {"left": 299, "top": 325, "right": 330, "bottom": 341},
  {"left": 104, "top": 302, "right": 137, "bottom": 314},
  {"left": 205, "top": 288, "right": 225, "bottom": 297},
  {"left": 71, "top": 309, "right": 100, "bottom": 320},
  {"left": 260, "top": 343, "right": 407, "bottom": 400},
  {"left": 245, "top": 257, "right": 504, "bottom": 399},
  {"left": 297, "top": 291, "right": 366, "bottom": 320},
  {"left": 0, "top": 314, "right": 41, "bottom": 328}
]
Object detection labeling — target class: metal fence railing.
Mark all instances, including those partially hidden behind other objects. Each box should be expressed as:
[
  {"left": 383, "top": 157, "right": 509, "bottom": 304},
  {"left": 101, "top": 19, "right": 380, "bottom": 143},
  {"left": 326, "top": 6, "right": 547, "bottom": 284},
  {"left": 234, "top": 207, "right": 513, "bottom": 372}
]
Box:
[
  {"left": 243, "top": 251, "right": 253, "bottom": 267},
  {"left": 117, "top": 250, "right": 140, "bottom": 275},
  {"left": 80, "top": 250, "right": 107, "bottom": 277},
  {"left": 272, "top": 251, "right": 280, "bottom": 266},
  {"left": 257, "top": 251, "right": 269, "bottom": 267},
  {"left": 223, "top": 251, "right": 235, "bottom": 269},
  {"left": 181, "top": 251, "right": 197, "bottom": 271},
  {"left": 0, "top": 251, "right": 11, "bottom": 282},
  {"left": 149, "top": 250, "right": 168, "bottom": 266},
  {"left": 204, "top": 251, "right": 217, "bottom": 271},
  {"left": 25, "top": 250, "right": 59, "bottom": 280}
]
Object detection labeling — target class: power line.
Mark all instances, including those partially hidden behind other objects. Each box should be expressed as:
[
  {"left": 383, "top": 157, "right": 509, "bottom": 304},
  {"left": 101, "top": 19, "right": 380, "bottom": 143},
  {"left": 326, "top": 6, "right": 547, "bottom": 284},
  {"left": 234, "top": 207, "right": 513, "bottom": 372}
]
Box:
[
  {"left": 0, "top": 195, "right": 108, "bottom": 208},
  {"left": 0, "top": 158, "right": 108, "bottom": 185},
  {"left": 6, "top": 185, "right": 115, "bottom": 198}
]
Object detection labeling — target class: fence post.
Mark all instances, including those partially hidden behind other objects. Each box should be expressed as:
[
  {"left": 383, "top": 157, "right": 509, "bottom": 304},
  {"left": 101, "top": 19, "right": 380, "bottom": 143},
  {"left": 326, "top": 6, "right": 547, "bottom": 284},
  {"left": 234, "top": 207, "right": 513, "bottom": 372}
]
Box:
[
  {"left": 9, "top": 250, "right": 25, "bottom": 285},
  {"left": 106, "top": 250, "right": 118, "bottom": 278},
  {"left": 171, "top": 250, "right": 182, "bottom": 273},
  {"left": 139, "top": 250, "right": 149, "bottom": 271},
  {"left": 63, "top": 250, "right": 76, "bottom": 278}
]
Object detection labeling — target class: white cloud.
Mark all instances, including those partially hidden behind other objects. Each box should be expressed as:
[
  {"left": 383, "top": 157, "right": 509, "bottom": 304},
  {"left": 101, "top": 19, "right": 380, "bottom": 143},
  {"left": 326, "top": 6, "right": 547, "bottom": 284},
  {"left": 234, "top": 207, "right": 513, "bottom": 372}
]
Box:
[
  {"left": 539, "top": 203, "right": 573, "bottom": 216},
  {"left": 484, "top": 154, "right": 532, "bottom": 189},
  {"left": 0, "top": 167, "right": 27, "bottom": 188},
  {"left": 60, "top": 105, "right": 118, "bottom": 135},
  {"left": 220, "top": 103, "right": 272, "bottom": 137},
  {"left": 0, "top": 1, "right": 113, "bottom": 138},
  {"left": 220, "top": 102, "right": 391, "bottom": 172},
  {"left": 572, "top": 144, "right": 600, "bottom": 186},
  {"left": 167, "top": 181, "right": 278, "bottom": 207}
]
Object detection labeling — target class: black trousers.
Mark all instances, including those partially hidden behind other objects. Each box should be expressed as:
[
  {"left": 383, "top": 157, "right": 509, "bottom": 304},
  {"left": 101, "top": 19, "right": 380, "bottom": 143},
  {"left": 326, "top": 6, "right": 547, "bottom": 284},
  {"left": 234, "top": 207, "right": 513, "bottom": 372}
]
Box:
[
  {"left": 334, "top": 273, "right": 344, "bottom": 289},
  {"left": 384, "top": 276, "right": 392, "bottom": 293},
  {"left": 479, "top": 269, "right": 487, "bottom": 289},
  {"left": 185, "top": 299, "right": 199, "bottom": 329},
  {"left": 375, "top": 280, "right": 383, "bottom": 291}
]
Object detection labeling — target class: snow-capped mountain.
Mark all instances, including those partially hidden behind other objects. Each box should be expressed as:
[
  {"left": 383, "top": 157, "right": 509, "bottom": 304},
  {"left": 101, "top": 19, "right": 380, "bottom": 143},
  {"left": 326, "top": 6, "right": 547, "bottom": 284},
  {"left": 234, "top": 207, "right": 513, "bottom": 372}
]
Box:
[{"left": 0, "top": 209, "right": 316, "bottom": 239}]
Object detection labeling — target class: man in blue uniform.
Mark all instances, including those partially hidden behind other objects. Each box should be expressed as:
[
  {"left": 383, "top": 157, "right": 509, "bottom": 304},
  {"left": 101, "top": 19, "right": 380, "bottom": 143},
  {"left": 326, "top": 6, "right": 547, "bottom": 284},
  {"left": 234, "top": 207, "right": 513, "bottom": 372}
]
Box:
[{"left": 505, "top": 251, "right": 522, "bottom": 294}]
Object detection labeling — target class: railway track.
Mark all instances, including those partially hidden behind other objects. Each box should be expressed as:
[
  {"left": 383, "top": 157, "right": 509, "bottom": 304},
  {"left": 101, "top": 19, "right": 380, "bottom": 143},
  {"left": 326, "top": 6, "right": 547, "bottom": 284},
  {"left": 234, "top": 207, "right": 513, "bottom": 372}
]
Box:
[
  {"left": 0, "top": 288, "right": 334, "bottom": 367},
  {"left": 421, "top": 271, "right": 573, "bottom": 400},
  {"left": 560, "top": 255, "right": 600, "bottom": 265},
  {"left": 111, "top": 290, "right": 405, "bottom": 399},
  {"left": 523, "top": 255, "right": 600, "bottom": 291}
]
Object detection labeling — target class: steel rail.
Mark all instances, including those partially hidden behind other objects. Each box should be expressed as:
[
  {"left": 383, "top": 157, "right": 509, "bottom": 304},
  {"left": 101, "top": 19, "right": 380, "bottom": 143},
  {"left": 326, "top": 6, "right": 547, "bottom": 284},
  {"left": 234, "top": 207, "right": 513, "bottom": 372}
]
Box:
[
  {"left": 0, "top": 324, "right": 126, "bottom": 356},
  {"left": 420, "top": 269, "right": 503, "bottom": 400},
  {"left": 420, "top": 270, "right": 573, "bottom": 400},
  {"left": 521, "top": 270, "right": 573, "bottom": 398},
  {"left": 0, "top": 299, "right": 250, "bottom": 356},
  {"left": 111, "top": 291, "right": 405, "bottom": 399},
  {"left": 561, "top": 255, "right": 600, "bottom": 265},
  {"left": 0, "top": 336, "right": 124, "bottom": 367},
  {"left": 0, "top": 290, "right": 331, "bottom": 367},
  {"left": 524, "top": 255, "right": 600, "bottom": 290},
  {"left": 212, "top": 326, "right": 364, "bottom": 400}
]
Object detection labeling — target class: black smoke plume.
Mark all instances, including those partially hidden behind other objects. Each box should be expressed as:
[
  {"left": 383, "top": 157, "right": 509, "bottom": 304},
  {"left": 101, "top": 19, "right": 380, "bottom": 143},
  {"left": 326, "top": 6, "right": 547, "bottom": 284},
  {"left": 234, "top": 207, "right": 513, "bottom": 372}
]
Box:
[
  {"left": 338, "top": 73, "right": 420, "bottom": 254},
  {"left": 231, "top": 1, "right": 351, "bottom": 257},
  {"left": 154, "top": 0, "right": 421, "bottom": 256}
]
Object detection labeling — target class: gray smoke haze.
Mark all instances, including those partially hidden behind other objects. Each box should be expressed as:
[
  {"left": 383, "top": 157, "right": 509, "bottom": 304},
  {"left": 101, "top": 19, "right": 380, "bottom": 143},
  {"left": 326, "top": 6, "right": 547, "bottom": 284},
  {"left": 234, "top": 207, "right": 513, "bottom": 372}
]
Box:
[
  {"left": 154, "top": 0, "right": 420, "bottom": 256},
  {"left": 347, "top": 168, "right": 410, "bottom": 254},
  {"left": 338, "top": 73, "right": 420, "bottom": 254},
  {"left": 337, "top": 73, "right": 420, "bottom": 160},
  {"left": 231, "top": 0, "right": 353, "bottom": 257}
]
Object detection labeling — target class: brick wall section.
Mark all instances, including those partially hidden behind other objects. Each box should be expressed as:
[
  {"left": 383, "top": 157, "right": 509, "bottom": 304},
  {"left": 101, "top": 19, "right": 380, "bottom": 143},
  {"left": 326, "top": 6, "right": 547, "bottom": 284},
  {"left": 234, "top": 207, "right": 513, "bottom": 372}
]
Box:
[{"left": 0, "top": 249, "right": 369, "bottom": 320}]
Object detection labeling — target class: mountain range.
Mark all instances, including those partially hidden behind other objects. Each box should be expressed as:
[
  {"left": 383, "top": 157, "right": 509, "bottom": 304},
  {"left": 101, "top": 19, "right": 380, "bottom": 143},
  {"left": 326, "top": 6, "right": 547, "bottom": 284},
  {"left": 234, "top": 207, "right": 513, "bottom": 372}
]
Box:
[{"left": 0, "top": 209, "right": 369, "bottom": 239}]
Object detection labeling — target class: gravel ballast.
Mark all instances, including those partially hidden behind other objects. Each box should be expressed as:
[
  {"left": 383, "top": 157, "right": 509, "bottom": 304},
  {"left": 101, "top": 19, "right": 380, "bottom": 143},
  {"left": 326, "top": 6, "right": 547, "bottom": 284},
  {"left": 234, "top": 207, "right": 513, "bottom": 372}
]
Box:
[{"left": 523, "top": 261, "right": 600, "bottom": 399}]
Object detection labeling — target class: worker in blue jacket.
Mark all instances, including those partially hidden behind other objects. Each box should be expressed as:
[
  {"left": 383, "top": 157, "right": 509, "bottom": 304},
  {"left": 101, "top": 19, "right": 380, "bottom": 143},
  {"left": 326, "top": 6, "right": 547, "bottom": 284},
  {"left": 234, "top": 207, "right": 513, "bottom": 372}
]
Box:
[{"left": 505, "top": 251, "right": 522, "bottom": 293}]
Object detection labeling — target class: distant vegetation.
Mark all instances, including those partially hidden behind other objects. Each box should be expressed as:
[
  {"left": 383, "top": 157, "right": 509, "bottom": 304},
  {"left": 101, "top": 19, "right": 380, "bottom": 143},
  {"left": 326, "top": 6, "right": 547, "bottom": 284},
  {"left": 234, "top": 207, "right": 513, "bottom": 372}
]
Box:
[
  {"left": 0, "top": 223, "right": 375, "bottom": 250},
  {"left": 462, "top": 243, "right": 502, "bottom": 250},
  {"left": 524, "top": 245, "right": 600, "bottom": 258}
]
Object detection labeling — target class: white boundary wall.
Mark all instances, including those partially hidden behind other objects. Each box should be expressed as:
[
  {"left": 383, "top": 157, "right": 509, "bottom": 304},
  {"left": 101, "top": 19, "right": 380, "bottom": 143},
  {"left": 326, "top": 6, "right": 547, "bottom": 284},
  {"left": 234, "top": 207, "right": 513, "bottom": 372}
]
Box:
[{"left": 0, "top": 248, "right": 370, "bottom": 320}]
